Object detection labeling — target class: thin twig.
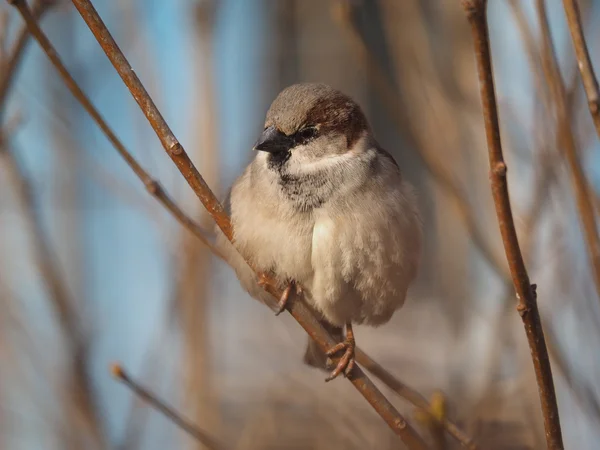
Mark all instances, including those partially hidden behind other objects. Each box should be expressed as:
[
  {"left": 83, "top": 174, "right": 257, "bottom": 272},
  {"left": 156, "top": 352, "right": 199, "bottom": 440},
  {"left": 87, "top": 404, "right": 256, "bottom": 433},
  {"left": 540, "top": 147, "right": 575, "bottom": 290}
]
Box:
[
  {"left": 110, "top": 364, "right": 227, "bottom": 450},
  {"left": 535, "top": 0, "right": 600, "bottom": 302},
  {"left": 6, "top": 0, "right": 222, "bottom": 260},
  {"left": 0, "top": 138, "right": 106, "bottom": 447},
  {"left": 0, "top": 0, "right": 52, "bottom": 120},
  {"left": 0, "top": 3, "right": 106, "bottom": 445},
  {"left": 561, "top": 0, "right": 600, "bottom": 138},
  {"left": 461, "top": 1, "right": 564, "bottom": 449},
  {"left": 58, "top": 1, "right": 429, "bottom": 447},
  {"left": 356, "top": 349, "right": 477, "bottom": 449}
]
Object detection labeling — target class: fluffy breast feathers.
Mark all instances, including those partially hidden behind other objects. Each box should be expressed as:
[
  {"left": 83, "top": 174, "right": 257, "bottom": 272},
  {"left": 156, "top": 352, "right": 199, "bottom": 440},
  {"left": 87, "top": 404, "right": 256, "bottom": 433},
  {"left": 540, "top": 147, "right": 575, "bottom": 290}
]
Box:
[{"left": 216, "top": 147, "right": 422, "bottom": 327}]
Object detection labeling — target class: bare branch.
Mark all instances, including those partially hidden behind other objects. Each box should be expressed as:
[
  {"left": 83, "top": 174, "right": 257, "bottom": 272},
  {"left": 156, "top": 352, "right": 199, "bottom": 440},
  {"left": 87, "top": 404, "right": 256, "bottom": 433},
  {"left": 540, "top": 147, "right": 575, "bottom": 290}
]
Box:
[
  {"left": 0, "top": 137, "right": 106, "bottom": 446},
  {"left": 5, "top": 0, "right": 223, "bottom": 260},
  {"left": 461, "top": 1, "right": 564, "bottom": 449},
  {"left": 561, "top": 0, "right": 600, "bottom": 138},
  {"left": 357, "top": 349, "right": 477, "bottom": 450},
  {"left": 0, "top": 0, "right": 52, "bottom": 120},
  {"left": 111, "top": 364, "right": 227, "bottom": 450},
  {"left": 44, "top": 0, "right": 431, "bottom": 447}
]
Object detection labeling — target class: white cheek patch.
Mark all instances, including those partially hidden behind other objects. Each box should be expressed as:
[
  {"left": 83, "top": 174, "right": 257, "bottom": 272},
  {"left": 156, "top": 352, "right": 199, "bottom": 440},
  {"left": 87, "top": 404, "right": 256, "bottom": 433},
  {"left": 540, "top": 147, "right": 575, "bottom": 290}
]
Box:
[
  {"left": 291, "top": 151, "right": 354, "bottom": 173},
  {"left": 255, "top": 151, "right": 269, "bottom": 162}
]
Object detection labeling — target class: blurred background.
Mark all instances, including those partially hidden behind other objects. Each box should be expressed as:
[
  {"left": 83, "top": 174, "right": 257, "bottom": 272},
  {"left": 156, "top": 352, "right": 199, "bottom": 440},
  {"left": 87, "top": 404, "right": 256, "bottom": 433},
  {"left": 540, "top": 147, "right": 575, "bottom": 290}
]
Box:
[{"left": 1, "top": 0, "right": 599, "bottom": 448}]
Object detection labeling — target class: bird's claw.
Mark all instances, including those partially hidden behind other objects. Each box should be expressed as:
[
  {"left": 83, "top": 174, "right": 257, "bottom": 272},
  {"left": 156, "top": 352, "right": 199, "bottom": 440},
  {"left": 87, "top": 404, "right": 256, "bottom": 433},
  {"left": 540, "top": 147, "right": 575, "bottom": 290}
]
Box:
[
  {"left": 258, "top": 274, "right": 303, "bottom": 316},
  {"left": 257, "top": 272, "right": 270, "bottom": 289},
  {"left": 324, "top": 334, "right": 356, "bottom": 382},
  {"left": 274, "top": 281, "right": 302, "bottom": 316}
]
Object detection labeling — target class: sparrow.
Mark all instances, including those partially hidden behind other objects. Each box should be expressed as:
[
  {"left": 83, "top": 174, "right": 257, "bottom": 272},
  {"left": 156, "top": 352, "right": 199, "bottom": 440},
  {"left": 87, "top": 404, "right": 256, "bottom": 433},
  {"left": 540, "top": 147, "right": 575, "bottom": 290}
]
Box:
[{"left": 216, "top": 83, "right": 422, "bottom": 381}]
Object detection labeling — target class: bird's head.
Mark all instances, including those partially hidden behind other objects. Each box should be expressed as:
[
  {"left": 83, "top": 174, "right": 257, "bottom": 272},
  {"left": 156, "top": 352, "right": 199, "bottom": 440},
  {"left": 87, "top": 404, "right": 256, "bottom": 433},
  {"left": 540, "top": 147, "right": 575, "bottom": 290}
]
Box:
[{"left": 253, "top": 83, "right": 371, "bottom": 174}]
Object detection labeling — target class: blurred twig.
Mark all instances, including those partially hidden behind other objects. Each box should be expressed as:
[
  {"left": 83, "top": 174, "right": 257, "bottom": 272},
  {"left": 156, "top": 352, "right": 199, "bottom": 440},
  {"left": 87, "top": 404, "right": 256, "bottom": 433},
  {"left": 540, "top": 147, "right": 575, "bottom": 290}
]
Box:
[
  {"left": 0, "top": 3, "right": 105, "bottom": 446},
  {"left": 561, "top": 0, "right": 600, "bottom": 138},
  {"left": 535, "top": 0, "right": 600, "bottom": 302},
  {"left": 414, "top": 391, "right": 447, "bottom": 450},
  {"left": 0, "top": 0, "right": 52, "bottom": 119},
  {"left": 6, "top": 0, "right": 222, "bottom": 260},
  {"left": 331, "top": 0, "right": 508, "bottom": 280},
  {"left": 0, "top": 137, "right": 106, "bottom": 447},
  {"left": 60, "top": 1, "right": 429, "bottom": 447},
  {"left": 356, "top": 349, "right": 477, "bottom": 449},
  {"left": 506, "top": 0, "right": 600, "bottom": 425},
  {"left": 111, "top": 364, "right": 227, "bottom": 450},
  {"left": 179, "top": 5, "right": 222, "bottom": 449},
  {"left": 462, "top": 1, "right": 564, "bottom": 449}
]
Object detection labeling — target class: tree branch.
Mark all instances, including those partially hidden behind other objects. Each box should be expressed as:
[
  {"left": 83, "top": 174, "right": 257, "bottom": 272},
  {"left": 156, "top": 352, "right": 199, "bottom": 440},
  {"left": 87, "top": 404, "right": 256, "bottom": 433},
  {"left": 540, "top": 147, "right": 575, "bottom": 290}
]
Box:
[
  {"left": 9, "top": 0, "right": 430, "bottom": 447},
  {"left": 0, "top": 0, "right": 52, "bottom": 120},
  {"left": 0, "top": 137, "right": 106, "bottom": 446},
  {"left": 561, "top": 0, "right": 600, "bottom": 138},
  {"left": 111, "top": 364, "right": 227, "bottom": 450},
  {"left": 461, "top": 1, "right": 564, "bottom": 449},
  {"left": 0, "top": 3, "right": 106, "bottom": 446},
  {"left": 356, "top": 349, "right": 477, "bottom": 449},
  {"left": 5, "top": 0, "right": 222, "bottom": 260}
]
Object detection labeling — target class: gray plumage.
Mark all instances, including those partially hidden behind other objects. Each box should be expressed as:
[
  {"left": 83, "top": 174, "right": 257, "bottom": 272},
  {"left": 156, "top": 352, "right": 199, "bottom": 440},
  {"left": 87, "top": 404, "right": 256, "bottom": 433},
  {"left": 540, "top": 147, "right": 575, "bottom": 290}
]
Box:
[{"left": 216, "top": 83, "right": 422, "bottom": 368}]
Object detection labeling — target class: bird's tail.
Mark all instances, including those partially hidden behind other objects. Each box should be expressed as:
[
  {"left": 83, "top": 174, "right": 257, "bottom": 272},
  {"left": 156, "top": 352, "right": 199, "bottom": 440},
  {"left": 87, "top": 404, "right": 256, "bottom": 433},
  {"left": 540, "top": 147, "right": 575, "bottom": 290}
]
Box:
[{"left": 303, "top": 320, "right": 344, "bottom": 370}]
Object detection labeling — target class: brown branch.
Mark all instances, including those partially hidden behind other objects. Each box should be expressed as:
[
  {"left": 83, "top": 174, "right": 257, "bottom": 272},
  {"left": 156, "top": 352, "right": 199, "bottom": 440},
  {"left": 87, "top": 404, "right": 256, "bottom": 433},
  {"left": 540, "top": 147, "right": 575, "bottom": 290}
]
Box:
[
  {"left": 0, "top": 0, "right": 52, "bottom": 120},
  {"left": 0, "top": 5, "right": 108, "bottom": 448},
  {"left": 504, "top": 1, "right": 600, "bottom": 429},
  {"left": 0, "top": 9, "right": 8, "bottom": 59},
  {"left": 356, "top": 349, "right": 477, "bottom": 449},
  {"left": 0, "top": 137, "right": 106, "bottom": 446},
  {"left": 462, "top": 1, "right": 564, "bottom": 450},
  {"left": 43, "top": 1, "right": 430, "bottom": 448},
  {"left": 110, "top": 364, "right": 227, "bottom": 450},
  {"left": 535, "top": 0, "right": 600, "bottom": 302},
  {"left": 561, "top": 0, "right": 600, "bottom": 138},
  {"left": 6, "top": 0, "right": 222, "bottom": 260}
]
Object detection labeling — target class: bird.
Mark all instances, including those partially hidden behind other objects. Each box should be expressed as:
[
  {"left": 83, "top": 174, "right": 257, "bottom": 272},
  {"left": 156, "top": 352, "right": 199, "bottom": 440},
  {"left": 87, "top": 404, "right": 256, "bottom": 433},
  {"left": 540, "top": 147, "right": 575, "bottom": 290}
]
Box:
[{"left": 216, "top": 82, "right": 422, "bottom": 381}]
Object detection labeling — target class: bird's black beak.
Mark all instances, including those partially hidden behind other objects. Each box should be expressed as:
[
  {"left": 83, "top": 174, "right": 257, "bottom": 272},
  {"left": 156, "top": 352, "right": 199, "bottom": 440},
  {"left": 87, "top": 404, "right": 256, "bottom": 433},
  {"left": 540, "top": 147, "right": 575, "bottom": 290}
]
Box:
[{"left": 253, "top": 126, "right": 293, "bottom": 153}]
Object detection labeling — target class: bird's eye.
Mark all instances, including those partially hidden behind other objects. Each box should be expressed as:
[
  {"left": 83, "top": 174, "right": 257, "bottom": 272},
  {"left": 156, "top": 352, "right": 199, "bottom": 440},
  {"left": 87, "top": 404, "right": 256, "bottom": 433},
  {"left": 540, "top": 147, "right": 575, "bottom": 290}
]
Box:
[{"left": 296, "top": 126, "right": 317, "bottom": 144}]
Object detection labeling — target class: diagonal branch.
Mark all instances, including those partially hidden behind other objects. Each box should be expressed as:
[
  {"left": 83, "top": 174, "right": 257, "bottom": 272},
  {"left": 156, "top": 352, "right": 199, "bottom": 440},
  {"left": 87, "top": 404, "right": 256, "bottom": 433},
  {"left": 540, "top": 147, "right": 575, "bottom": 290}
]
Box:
[
  {"left": 461, "top": 1, "right": 564, "bottom": 449},
  {"left": 0, "top": 137, "right": 106, "bottom": 447},
  {"left": 9, "top": 0, "right": 430, "bottom": 447},
  {"left": 561, "top": 0, "right": 600, "bottom": 138},
  {"left": 4, "top": 0, "right": 221, "bottom": 260},
  {"left": 63, "top": 1, "right": 429, "bottom": 448},
  {"left": 0, "top": 0, "right": 52, "bottom": 120},
  {"left": 0, "top": 3, "right": 106, "bottom": 446},
  {"left": 356, "top": 349, "right": 476, "bottom": 449},
  {"left": 111, "top": 364, "right": 227, "bottom": 450}
]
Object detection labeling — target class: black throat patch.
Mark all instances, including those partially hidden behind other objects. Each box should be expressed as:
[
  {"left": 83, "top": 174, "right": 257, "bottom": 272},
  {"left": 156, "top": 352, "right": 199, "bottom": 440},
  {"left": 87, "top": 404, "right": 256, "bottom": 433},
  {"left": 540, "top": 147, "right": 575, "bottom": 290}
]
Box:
[
  {"left": 266, "top": 150, "right": 292, "bottom": 171},
  {"left": 275, "top": 169, "right": 330, "bottom": 212}
]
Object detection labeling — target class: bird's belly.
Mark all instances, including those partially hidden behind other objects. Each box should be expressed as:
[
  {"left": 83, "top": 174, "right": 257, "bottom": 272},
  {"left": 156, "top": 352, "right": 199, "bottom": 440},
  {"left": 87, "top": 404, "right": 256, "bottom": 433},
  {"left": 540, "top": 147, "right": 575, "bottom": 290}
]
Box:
[{"left": 234, "top": 216, "right": 314, "bottom": 285}]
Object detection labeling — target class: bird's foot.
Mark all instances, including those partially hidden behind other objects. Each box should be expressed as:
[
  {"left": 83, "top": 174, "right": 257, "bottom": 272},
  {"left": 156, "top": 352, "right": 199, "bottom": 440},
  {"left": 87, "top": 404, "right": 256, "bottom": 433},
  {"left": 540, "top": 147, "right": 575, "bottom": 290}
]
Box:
[
  {"left": 274, "top": 281, "right": 302, "bottom": 316},
  {"left": 325, "top": 323, "right": 356, "bottom": 382},
  {"left": 257, "top": 274, "right": 302, "bottom": 316}
]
